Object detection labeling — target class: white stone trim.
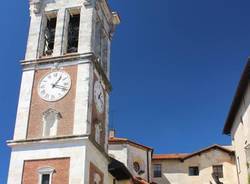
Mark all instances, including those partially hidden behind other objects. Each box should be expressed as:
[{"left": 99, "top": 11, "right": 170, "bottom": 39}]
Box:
[
  {"left": 73, "top": 63, "right": 90, "bottom": 135},
  {"left": 53, "top": 8, "right": 67, "bottom": 56},
  {"left": 37, "top": 166, "right": 55, "bottom": 184},
  {"left": 13, "top": 70, "right": 35, "bottom": 140},
  {"left": 7, "top": 139, "right": 87, "bottom": 184},
  {"left": 22, "top": 58, "right": 91, "bottom": 71},
  {"left": 25, "top": 13, "right": 43, "bottom": 60},
  {"left": 78, "top": 5, "right": 93, "bottom": 53}
]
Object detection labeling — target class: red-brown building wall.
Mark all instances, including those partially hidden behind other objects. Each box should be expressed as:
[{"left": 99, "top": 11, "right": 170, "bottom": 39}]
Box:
[{"left": 22, "top": 157, "right": 70, "bottom": 184}]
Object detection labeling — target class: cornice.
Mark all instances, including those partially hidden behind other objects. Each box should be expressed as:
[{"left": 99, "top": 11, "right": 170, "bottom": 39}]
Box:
[
  {"left": 7, "top": 134, "right": 89, "bottom": 147},
  {"left": 7, "top": 134, "right": 111, "bottom": 161}
]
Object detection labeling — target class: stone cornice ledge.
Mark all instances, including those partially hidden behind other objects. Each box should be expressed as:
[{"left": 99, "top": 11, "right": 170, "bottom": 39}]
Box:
[
  {"left": 7, "top": 134, "right": 111, "bottom": 160},
  {"left": 21, "top": 52, "right": 112, "bottom": 92},
  {"left": 7, "top": 134, "right": 89, "bottom": 147},
  {"left": 21, "top": 52, "right": 95, "bottom": 67}
]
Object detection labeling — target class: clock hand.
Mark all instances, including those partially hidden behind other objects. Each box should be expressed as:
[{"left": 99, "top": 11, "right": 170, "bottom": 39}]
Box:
[
  {"left": 52, "top": 75, "right": 62, "bottom": 88},
  {"left": 54, "top": 85, "right": 68, "bottom": 90}
]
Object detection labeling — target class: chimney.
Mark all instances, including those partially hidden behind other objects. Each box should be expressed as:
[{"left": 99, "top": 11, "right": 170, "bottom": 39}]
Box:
[{"left": 109, "top": 129, "right": 116, "bottom": 138}]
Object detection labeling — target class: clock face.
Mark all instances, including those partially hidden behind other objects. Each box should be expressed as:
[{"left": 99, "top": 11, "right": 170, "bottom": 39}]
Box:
[
  {"left": 38, "top": 71, "right": 71, "bottom": 102},
  {"left": 94, "top": 81, "right": 105, "bottom": 114}
]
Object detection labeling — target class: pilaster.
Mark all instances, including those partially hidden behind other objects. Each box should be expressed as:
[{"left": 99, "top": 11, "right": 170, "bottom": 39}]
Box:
[
  {"left": 53, "top": 8, "right": 67, "bottom": 56},
  {"left": 13, "top": 70, "right": 35, "bottom": 140},
  {"left": 78, "top": 5, "right": 94, "bottom": 53}
]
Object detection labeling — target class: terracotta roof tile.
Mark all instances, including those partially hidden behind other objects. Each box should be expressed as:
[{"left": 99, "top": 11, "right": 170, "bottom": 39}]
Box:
[
  {"left": 152, "top": 145, "right": 234, "bottom": 161},
  {"left": 153, "top": 154, "right": 189, "bottom": 160},
  {"left": 109, "top": 137, "right": 153, "bottom": 151}
]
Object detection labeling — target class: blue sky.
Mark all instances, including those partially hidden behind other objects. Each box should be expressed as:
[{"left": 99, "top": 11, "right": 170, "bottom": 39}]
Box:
[{"left": 1, "top": 0, "right": 250, "bottom": 183}]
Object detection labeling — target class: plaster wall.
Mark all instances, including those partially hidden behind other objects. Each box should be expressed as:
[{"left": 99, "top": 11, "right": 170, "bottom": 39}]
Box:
[
  {"left": 230, "top": 83, "right": 250, "bottom": 184},
  {"left": 108, "top": 144, "right": 128, "bottom": 167},
  {"left": 109, "top": 143, "right": 152, "bottom": 182},
  {"left": 85, "top": 141, "right": 110, "bottom": 184},
  {"left": 152, "top": 149, "right": 238, "bottom": 184},
  {"left": 127, "top": 144, "right": 150, "bottom": 182}
]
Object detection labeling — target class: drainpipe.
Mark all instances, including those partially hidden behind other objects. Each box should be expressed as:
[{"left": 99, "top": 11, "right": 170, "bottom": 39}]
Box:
[{"left": 146, "top": 149, "right": 150, "bottom": 182}]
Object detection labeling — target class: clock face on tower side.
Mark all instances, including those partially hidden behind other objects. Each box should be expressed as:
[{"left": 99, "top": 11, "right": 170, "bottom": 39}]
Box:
[
  {"left": 38, "top": 71, "right": 71, "bottom": 102},
  {"left": 94, "top": 80, "right": 105, "bottom": 114}
]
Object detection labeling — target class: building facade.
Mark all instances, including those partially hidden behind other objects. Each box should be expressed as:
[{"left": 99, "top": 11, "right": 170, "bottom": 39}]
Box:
[
  {"left": 6, "top": 1, "right": 250, "bottom": 184},
  {"left": 108, "top": 135, "right": 239, "bottom": 184},
  {"left": 7, "top": 0, "right": 120, "bottom": 184},
  {"left": 151, "top": 145, "right": 238, "bottom": 184},
  {"left": 223, "top": 60, "right": 250, "bottom": 184}
]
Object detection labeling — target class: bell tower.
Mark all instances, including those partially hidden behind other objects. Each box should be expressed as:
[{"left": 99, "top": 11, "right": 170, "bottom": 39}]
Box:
[{"left": 7, "top": 0, "right": 120, "bottom": 183}]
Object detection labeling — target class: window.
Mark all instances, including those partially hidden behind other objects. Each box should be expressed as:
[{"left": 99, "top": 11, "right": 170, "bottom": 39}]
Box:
[
  {"left": 213, "top": 165, "right": 223, "bottom": 178},
  {"left": 43, "top": 16, "right": 57, "bottom": 56},
  {"left": 38, "top": 167, "right": 55, "bottom": 184},
  {"left": 41, "top": 174, "right": 50, "bottom": 184},
  {"left": 153, "top": 164, "right": 162, "bottom": 178},
  {"left": 189, "top": 166, "right": 199, "bottom": 176},
  {"left": 42, "top": 109, "right": 61, "bottom": 137},
  {"left": 66, "top": 13, "right": 80, "bottom": 53}
]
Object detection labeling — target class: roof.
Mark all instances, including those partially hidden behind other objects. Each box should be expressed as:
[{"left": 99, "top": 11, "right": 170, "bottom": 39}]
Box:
[
  {"left": 108, "top": 157, "right": 132, "bottom": 180},
  {"left": 153, "top": 153, "right": 189, "bottom": 160},
  {"left": 223, "top": 59, "right": 250, "bottom": 134},
  {"left": 109, "top": 137, "right": 153, "bottom": 151},
  {"left": 153, "top": 145, "right": 234, "bottom": 161},
  {"left": 182, "top": 144, "right": 234, "bottom": 160}
]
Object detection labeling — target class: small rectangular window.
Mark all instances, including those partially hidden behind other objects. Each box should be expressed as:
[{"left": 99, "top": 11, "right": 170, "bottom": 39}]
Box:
[
  {"left": 41, "top": 174, "right": 50, "bottom": 184},
  {"left": 213, "top": 165, "right": 223, "bottom": 178},
  {"left": 66, "top": 13, "right": 80, "bottom": 53},
  {"left": 153, "top": 164, "right": 162, "bottom": 178},
  {"left": 43, "top": 17, "right": 57, "bottom": 56},
  {"left": 189, "top": 166, "right": 199, "bottom": 176}
]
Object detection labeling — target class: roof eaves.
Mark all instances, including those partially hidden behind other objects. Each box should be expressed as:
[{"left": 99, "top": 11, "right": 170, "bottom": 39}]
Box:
[
  {"left": 223, "top": 59, "right": 250, "bottom": 135},
  {"left": 109, "top": 137, "right": 153, "bottom": 151},
  {"left": 182, "top": 144, "right": 234, "bottom": 160}
]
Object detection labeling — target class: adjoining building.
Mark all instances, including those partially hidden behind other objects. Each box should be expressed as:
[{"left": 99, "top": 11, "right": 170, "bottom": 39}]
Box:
[
  {"left": 5, "top": 0, "right": 249, "bottom": 184},
  {"left": 108, "top": 131, "right": 238, "bottom": 184},
  {"left": 223, "top": 59, "right": 250, "bottom": 184}
]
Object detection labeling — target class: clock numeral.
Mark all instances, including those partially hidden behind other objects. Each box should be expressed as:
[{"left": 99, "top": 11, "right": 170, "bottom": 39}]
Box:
[
  {"left": 62, "top": 77, "right": 68, "bottom": 81},
  {"left": 50, "top": 95, "right": 55, "bottom": 100},
  {"left": 53, "top": 73, "right": 58, "bottom": 77},
  {"left": 48, "top": 75, "right": 52, "bottom": 79}
]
